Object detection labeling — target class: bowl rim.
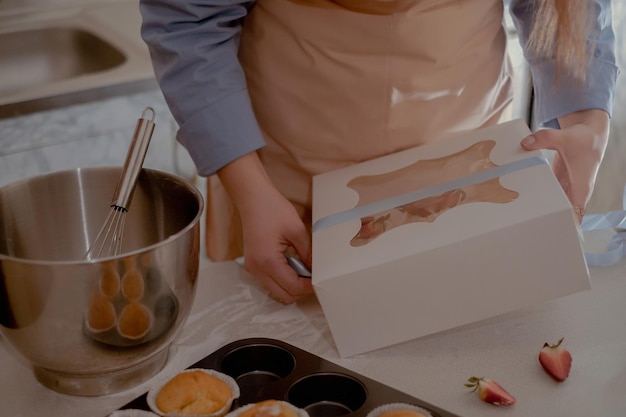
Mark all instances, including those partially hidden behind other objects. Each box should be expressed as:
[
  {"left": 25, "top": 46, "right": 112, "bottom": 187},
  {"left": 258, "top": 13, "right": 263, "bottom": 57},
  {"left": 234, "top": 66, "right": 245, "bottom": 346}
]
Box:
[{"left": 0, "top": 166, "right": 205, "bottom": 266}]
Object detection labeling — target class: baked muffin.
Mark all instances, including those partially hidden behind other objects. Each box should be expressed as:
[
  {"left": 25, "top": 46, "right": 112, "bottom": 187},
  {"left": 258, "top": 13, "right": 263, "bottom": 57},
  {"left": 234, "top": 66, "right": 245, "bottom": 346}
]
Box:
[
  {"left": 378, "top": 411, "right": 430, "bottom": 417},
  {"left": 148, "top": 369, "right": 240, "bottom": 417},
  {"left": 100, "top": 261, "right": 120, "bottom": 298},
  {"left": 122, "top": 255, "right": 138, "bottom": 271},
  {"left": 86, "top": 292, "right": 117, "bottom": 333},
  {"left": 117, "top": 301, "right": 152, "bottom": 340},
  {"left": 366, "top": 403, "right": 433, "bottom": 417},
  {"left": 140, "top": 252, "right": 152, "bottom": 268},
  {"left": 227, "top": 400, "right": 307, "bottom": 417},
  {"left": 122, "top": 269, "right": 145, "bottom": 301},
  {"left": 108, "top": 410, "right": 159, "bottom": 417}
]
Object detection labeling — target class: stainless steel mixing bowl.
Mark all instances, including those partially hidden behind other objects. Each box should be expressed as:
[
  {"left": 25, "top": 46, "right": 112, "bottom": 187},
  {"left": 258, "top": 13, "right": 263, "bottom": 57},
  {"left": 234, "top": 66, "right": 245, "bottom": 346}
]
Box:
[{"left": 0, "top": 167, "right": 204, "bottom": 396}]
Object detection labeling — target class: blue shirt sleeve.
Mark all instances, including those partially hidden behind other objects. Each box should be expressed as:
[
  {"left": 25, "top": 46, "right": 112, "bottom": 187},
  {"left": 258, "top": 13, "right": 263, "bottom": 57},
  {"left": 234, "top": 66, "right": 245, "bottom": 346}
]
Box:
[
  {"left": 509, "top": 0, "right": 620, "bottom": 129},
  {"left": 139, "top": 0, "right": 264, "bottom": 177}
]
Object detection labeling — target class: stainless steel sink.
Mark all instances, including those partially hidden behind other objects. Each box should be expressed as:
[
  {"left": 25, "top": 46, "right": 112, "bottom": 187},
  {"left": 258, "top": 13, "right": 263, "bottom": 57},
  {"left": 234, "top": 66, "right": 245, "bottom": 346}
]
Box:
[
  {"left": 0, "top": 1, "right": 157, "bottom": 119},
  {"left": 0, "top": 27, "right": 126, "bottom": 96}
]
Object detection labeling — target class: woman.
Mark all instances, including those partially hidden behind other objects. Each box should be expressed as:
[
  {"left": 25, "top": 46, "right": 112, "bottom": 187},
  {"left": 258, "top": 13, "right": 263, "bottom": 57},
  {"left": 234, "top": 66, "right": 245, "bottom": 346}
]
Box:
[{"left": 139, "top": 0, "right": 618, "bottom": 303}]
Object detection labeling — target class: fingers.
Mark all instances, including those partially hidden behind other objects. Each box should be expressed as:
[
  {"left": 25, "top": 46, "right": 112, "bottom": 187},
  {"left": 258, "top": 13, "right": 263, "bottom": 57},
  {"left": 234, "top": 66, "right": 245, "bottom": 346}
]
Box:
[
  {"left": 572, "top": 205, "right": 585, "bottom": 224},
  {"left": 520, "top": 126, "right": 598, "bottom": 225},
  {"left": 261, "top": 221, "right": 313, "bottom": 303},
  {"left": 287, "top": 231, "right": 313, "bottom": 273},
  {"left": 266, "top": 276, "right": 314, "bottom": 304},
  {"left": 520, "top": 128, "right": 563, "bottom": 152},
  {"left": 246, "top": 254, "right": 314, "bottom": 304}
]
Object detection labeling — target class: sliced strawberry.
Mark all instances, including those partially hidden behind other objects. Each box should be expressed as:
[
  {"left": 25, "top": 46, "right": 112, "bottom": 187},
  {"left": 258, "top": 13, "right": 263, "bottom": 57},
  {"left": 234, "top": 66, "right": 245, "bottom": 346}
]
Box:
[
  {"left": 465, "top": 376, "right": 516, "bottom": 406},
  {"left": 538, "top": 337, "right": 572, "bottom": 382}
]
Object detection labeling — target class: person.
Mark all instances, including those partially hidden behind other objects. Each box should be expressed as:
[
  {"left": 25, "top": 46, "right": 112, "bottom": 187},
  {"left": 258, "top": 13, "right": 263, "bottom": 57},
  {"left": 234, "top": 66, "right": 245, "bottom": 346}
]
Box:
[{"left": 139, "top": 0, "right": 619, "bottom": 303}]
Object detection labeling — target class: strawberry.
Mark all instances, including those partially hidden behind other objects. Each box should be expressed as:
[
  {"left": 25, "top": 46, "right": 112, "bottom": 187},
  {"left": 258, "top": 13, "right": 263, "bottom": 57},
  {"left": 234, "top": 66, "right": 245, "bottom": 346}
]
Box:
[
  {"left": 538, "top": 337, "right": 572, "bottom": 382},
  {"left": 465, "top": 376, "right": 516, "bottom": 406}
]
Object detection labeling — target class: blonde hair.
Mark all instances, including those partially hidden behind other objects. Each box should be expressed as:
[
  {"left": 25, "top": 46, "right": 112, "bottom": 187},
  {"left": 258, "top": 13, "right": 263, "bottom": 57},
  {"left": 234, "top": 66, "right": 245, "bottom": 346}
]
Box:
[{"left": 527, "top": 0, "right": 593, "bottom": 83}]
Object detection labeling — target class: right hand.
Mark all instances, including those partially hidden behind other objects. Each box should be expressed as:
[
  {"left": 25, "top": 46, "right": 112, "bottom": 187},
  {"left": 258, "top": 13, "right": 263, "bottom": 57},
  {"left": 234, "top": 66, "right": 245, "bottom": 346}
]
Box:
[
  {"left": 241, "top": 184, "right": 313, "bottom": 303},
  {"left": 217, "top": 152, "right": 314, "bottom": 303}
]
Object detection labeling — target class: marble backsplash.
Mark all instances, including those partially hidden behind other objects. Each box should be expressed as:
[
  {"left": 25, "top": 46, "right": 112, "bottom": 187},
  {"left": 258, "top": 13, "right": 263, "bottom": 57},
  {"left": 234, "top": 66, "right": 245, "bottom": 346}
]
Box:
[
  {"left": 0, "top": 89, "right": 199, "bottom": 189},
  {"left": 0, "top": 0, "right": 124, "bottom": 15}
]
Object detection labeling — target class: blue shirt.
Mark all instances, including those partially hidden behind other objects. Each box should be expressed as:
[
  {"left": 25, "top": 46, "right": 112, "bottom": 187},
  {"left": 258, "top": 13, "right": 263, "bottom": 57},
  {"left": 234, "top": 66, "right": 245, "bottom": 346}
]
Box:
[{"left": 139, "top": 0, "right": 619, "bottom": 177}]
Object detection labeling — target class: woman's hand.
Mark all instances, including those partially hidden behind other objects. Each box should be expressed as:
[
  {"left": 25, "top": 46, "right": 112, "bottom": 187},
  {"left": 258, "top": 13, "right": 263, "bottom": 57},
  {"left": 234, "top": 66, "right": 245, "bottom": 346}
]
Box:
[
  {"left": 520, "top": 109, "right": 610, "bottom": 222},
  {"left": 240, "top": 184, "right": 313, "bottom": 303},
  {"left": 218, "top": 152, "right": 314, "bottom": 303}
]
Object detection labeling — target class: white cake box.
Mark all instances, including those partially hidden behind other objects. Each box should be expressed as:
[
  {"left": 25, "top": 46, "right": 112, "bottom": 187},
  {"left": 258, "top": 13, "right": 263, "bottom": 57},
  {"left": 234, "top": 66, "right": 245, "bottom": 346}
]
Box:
[{"left": 311, "top": 119, "right": 590, "bottom": 357}]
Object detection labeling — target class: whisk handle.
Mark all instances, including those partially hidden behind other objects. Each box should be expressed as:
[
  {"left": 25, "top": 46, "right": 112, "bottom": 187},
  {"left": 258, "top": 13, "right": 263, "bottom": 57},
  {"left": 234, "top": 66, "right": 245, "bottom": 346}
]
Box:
[{"left": 112, "top": 107, "right": 156, "bottom": 210}]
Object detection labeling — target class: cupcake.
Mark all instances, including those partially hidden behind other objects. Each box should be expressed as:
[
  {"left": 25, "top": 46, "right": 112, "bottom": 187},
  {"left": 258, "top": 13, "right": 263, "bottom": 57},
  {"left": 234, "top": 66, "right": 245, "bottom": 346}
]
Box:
[
  {"left": 85, "top": 292, "right": 117, "bottom": 333},
  {"left": 122, "top": 255, "right": 138, "bottom": 271},
  {"left": 140, "top": 252, "right": 153, "bottom": 268},
  {"left": 122, "top": 269, "right": 145, "bottom": 301},
  {"left": 147, "top": 369, "right": 240, "bottom": 417},
  {"left": 226, "top": 400, "right": 308, "bottom": 417},
  {"left": 100, "top": 261, "right": 121, "bottom": 298},
  {"left": 366, "top": 403, "right": 434, "bottom": 417},
  {"left": 109, "top": 410, "right": 160, "bottom": 417},
  {"left": 117, "top": 301, "right": 153, "bottom": 340}
]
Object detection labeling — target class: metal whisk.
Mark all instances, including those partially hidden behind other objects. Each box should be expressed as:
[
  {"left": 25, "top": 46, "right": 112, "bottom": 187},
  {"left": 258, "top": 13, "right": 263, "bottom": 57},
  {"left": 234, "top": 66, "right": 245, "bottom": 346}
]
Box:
[{"left": 84, "top": 107, "right": 156, "bottom": 260}]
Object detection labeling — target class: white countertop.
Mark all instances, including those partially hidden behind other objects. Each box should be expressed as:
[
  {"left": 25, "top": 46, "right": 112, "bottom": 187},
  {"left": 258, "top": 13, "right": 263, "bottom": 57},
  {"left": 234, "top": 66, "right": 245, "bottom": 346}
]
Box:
[{"left": 2, "top": 255, "right": 626, "bottom": 417}]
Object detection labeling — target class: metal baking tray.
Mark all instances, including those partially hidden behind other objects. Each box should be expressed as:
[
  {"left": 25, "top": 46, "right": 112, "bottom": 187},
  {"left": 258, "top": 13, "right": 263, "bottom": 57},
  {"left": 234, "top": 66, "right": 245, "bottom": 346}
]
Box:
[{"left": 120, "top": 337, "right": 460, "bottom": 417}]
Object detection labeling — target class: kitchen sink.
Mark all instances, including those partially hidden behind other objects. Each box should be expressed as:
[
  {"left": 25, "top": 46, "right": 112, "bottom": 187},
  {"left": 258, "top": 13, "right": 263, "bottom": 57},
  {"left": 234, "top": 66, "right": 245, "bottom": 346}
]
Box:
[
  {"left": 0, "top": 1, "right": 157, "bottom": 119},
  {"left": 0, "top": 27, "right": 126, "bottom": 96}
]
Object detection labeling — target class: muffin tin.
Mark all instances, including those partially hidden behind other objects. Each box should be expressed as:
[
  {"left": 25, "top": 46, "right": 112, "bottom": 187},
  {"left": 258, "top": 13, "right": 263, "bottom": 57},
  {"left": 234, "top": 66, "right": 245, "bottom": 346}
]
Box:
[{"left": 120, "top": 338, "right": 460, "bottom": 417}]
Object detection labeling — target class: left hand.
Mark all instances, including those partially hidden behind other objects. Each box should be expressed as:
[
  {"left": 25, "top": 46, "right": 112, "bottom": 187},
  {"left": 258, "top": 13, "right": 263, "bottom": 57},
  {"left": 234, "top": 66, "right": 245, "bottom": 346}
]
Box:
[{"left": 520, "top": 109, "right": 610, "bottom": 223}]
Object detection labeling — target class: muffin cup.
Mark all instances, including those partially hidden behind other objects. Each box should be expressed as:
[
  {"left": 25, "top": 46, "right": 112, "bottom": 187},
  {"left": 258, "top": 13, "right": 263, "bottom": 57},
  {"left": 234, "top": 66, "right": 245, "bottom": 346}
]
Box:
[
  {"left": 85, "top": 293, "right": 117, "bottom": 334},
  {"left": 365, "top": 403, "right": 434, "bottom": 417},
  {"left": 100, "top": 267, "right": 121, "bottom": 298},
  {"left": 109, "top": 410, "right": 160, "bottom": 417},
  {"left": 122, "top": 268, "right": 146, "bottom": 301},
  {"left": 224, "top": 400, "right": 309, "bottom": 417},
  {"left": 117, "top": 301, "right": 154, "bottom": 340},
  {"left": 147, "top": 369, "right": 241, "bottom": 417}
]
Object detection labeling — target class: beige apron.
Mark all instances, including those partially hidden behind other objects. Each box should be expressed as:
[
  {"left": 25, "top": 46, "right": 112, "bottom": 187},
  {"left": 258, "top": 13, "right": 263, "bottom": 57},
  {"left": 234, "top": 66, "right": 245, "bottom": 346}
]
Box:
[{"left": 205, "top": 0, "right": 513, "bottom": 260}]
